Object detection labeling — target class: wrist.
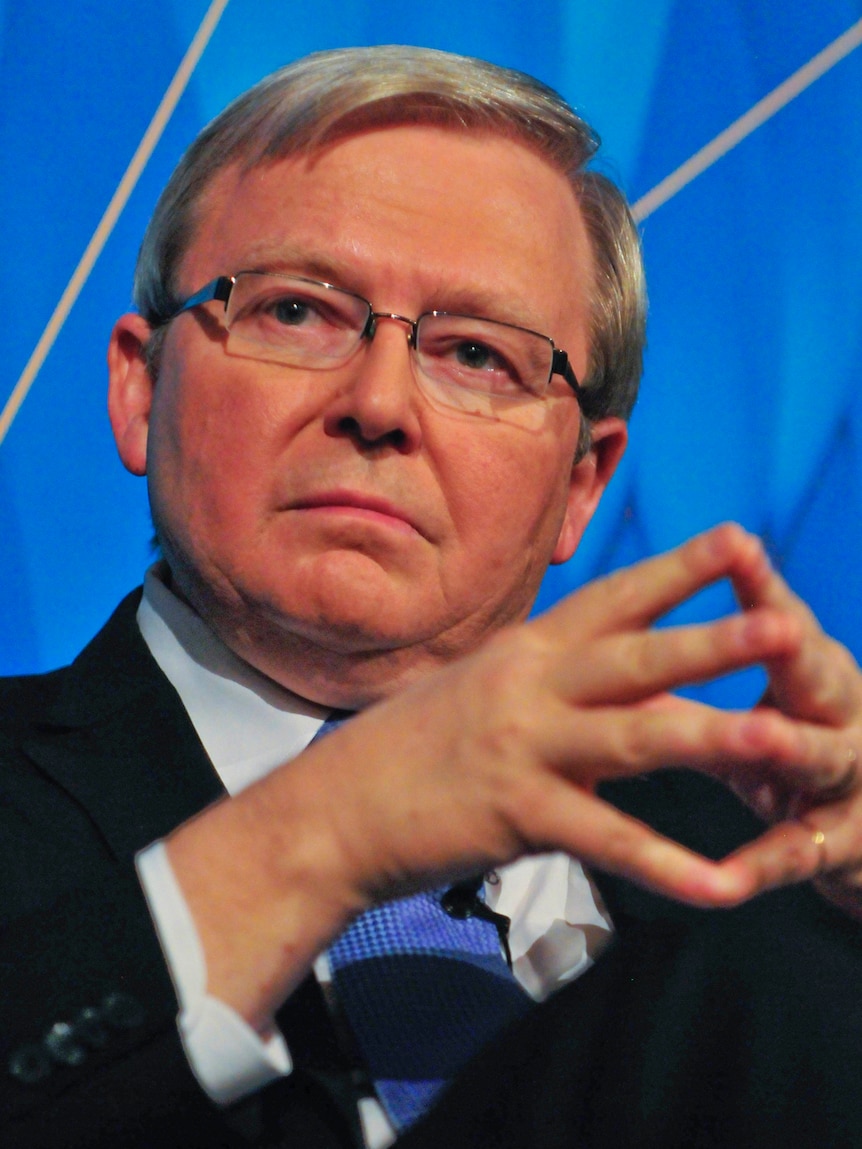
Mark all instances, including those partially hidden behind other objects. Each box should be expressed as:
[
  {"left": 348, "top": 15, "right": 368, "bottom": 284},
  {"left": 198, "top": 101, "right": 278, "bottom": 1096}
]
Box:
[{"left": 165, "top": 762, "right": 366, "bottom": 1029}]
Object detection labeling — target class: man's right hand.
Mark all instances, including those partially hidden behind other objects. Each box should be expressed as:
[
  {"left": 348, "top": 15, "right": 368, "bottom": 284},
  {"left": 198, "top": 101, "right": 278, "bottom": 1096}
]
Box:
[{"left": 166, "top": 523, "right": 843, "bottom": 1030}]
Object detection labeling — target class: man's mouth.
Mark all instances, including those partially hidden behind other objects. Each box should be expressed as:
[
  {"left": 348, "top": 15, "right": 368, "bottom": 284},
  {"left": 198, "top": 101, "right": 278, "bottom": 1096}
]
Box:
[{"left": 289, "top": 490, "right": 422, "bottom": 537}]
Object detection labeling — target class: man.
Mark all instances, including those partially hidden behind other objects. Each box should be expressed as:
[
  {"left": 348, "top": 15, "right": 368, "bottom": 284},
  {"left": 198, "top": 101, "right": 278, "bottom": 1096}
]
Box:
[{"left": 3, "top": 45, "right": 862, "bottom": 1148}]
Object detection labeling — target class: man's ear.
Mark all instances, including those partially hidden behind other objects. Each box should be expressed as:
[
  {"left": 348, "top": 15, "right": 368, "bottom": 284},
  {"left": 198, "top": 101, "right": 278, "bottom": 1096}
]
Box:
[
  {"left": 107, "top": 313, "right": 157, "bottom": 477},
  {"left": 551, "top": 416, "right": 628, "bottom": 564}
]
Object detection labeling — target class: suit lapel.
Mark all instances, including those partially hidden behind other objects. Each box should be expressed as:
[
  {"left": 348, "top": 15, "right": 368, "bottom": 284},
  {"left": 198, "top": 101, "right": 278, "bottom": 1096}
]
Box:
[{"left": 22, "top": 590, "right": 224, "bottom": 863}]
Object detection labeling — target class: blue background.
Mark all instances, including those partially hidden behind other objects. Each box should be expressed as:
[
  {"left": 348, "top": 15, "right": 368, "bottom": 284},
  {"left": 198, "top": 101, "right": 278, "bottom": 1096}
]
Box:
[{"left": 3, "top": 1, "right": 862, "bottom": 713}]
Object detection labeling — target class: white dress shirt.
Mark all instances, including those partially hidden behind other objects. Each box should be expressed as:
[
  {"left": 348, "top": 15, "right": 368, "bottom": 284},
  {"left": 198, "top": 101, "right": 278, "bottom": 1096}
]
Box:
[{"left": 134, "top": 568, "right": 614, "bottom": 1146}]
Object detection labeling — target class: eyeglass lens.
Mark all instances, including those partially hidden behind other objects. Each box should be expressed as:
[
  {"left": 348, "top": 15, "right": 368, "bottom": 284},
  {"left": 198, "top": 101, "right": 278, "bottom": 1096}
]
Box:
[{"left": 223, "top": 273, "right": 560, "bottom": 423}]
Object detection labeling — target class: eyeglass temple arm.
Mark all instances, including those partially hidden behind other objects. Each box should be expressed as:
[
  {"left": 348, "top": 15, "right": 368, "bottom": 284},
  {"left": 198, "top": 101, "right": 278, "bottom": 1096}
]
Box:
[
  {"left": 551, "top": 348, "right": 582, "bottom": 398},
  {"left": 172, "top": 275, "right": 234, "bottom": 317}
]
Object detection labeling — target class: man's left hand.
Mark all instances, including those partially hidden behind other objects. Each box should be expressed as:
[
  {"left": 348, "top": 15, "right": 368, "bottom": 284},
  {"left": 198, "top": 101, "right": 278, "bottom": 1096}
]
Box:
[{"left": 720, "top": 545, "right": 862, "bottom": 918}]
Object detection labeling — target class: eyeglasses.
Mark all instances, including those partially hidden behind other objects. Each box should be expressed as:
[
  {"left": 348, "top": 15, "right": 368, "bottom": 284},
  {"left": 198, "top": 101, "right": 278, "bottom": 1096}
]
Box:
[{"left": 163, "top": 271, "right": 583, "bottom": 426}]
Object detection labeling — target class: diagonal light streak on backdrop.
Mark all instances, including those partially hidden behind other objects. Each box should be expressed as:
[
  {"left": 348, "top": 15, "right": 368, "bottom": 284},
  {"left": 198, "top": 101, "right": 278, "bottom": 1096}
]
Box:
[
  {"left": 0, "top": 0, "right": 232, "bottom": 449},
  {"left": 2, "top": 10, "right": 860, "bottom": 449},
  {"left": 633, "top": 16, "right": 862, "bottom": 222}
]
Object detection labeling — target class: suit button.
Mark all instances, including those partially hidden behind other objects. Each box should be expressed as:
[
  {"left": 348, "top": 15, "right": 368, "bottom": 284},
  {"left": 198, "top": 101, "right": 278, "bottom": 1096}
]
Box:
[
  {"left": 74, "top": 1006, "right": 110, "bottom": 1049},
  {"left": 44, "top": 1021, "right": 87, "bottom": 1067},
  {"left": 101, "top": 991, "right": 145, "bottom": 1029},
  {"left": 8, "top": 1044, "right": 53, "bottom": 1085}
]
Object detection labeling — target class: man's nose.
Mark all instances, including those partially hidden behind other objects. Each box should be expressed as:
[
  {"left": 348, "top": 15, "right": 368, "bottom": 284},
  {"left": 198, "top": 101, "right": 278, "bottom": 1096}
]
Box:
[{"left": 323, "top": 316, "right": 423, "bottom": 451}]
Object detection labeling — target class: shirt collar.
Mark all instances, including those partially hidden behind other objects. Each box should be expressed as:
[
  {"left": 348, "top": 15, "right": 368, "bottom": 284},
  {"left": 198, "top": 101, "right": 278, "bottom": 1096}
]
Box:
[{"left": 136, "top": 564, "right": 329, "bottom": 795}]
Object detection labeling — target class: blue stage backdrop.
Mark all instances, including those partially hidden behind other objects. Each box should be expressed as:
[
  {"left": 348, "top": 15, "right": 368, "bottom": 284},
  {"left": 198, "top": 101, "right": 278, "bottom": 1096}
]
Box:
[{"left": 3, "top": 1, "right": 862, "bottom": 713}]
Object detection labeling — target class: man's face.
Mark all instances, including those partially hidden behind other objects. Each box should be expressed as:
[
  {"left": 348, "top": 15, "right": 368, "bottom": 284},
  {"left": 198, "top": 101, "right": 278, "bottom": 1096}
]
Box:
[{"left": 109, "top": 123, "right": 625, "bottom": 704}]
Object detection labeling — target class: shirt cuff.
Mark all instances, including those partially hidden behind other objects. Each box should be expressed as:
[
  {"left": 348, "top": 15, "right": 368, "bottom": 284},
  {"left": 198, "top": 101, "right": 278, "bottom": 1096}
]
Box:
[{"left": 136, "top": 840, "right": 291, "bottom": 1104}]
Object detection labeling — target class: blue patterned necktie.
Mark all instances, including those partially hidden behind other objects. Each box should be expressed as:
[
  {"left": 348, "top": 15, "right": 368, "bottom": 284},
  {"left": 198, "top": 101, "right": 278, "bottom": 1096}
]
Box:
[{"left": 315, "top": 715, "right": 533, "bottom": 1132}]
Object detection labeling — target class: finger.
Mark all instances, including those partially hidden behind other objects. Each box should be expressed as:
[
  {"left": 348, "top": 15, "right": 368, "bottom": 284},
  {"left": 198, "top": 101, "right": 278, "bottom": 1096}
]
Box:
[
  {"left": 513, "top": 774, "right": 757, "bottom": 908},
  {"left": 553, "top": 607, "right": 801, "bottom": 705},
  {"left": 805, "top": 799, "right": 862, "bottom": 916},
  {"left": 703, "top": 708, "right": 861, "bottom": 799},
  {"left": 715, "top": 798, "right": 862, "bottom": 899},
  {"left": 802, "top": 801, "right": 862, "bottom": 875},
  {"left": 729, "top": 539, "right": 820, "bottom": 630},
  {"left": 538, "top": 698, "right": 827, "bottom": 784},
  {"left": 764, "top": 639, "right": 862, "bottom": 726},
  {"left": 533, "top": 523, "right": 770, "bottom": 642},
  {"left": 708, "top": 820, "right": 822, "bottom": 901},
  {"left": 693, "top": 803, "right": 862, "bottom": 909},
  {"left": 729, "top": 548, "right": 862, "bottom": 725},
  {"left": 540, "top": 698, "right": 862, "bottom": 804}
]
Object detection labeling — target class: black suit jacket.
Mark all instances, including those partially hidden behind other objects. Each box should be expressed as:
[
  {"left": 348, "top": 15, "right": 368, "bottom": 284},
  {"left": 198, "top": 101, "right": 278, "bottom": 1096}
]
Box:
[
  {"left": 0, "top": 591, "right": 361, "bottom": 1148},
  {"left": 1, "top": 592, "right": 854, "bottom": 1147}
]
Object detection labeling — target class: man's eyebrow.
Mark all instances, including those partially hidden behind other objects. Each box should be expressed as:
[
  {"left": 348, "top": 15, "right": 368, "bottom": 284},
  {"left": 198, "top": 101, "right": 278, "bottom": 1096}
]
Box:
[
  {"left": 426, "top": 286, "right": 547, "bottom": 333},
  {"left": 233, "top": 244, "right": 551, "bottom": 333},
  {"left": 236, "top": 243, "right": 356, "bottom": 285}
]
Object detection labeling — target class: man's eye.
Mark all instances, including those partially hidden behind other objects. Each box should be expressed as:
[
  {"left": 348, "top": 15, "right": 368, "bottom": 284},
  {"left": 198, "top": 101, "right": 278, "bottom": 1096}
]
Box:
[
  {"left": 422, "top": 331, "right": 530, "bottom": 396},
  {"left": 455, "top": 341, "right": 496, "bottom": 371},
  {"left": 451, "top": 340, "right": 524, "bottom": 388},
  {"left": 268, "top": 297, "right": 315, "bottom": 325}
]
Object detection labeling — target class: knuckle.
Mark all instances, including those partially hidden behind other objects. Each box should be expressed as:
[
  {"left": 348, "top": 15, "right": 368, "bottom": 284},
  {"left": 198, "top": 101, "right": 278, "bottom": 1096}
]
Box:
[
  {"left": 809, "top": 668, "right": 849, "bottom": 719},
  {"left": 801, "top": 638, "right": 860, "bottom": 715},
  {"left": 460, "top": 630, "right": 550, "bottom": 760},
  {"left": 599, "top": 824, "right": 639, "bottom": 868},
  {"left": 499, "top": 774, "right": 554, "bottom": 839},
  {"left": 831, "top": 640, "right": 862, "bottom": 695},
  {"left": 479, "top": 627, "right": 550, "bottom": 701},
  {"left": 722, "top": 709, "right": 794, "bottom": 765},
  {"left": 693, "top": 522, "right": 745, "bottom": 569},
  {"left": 596, "top": 565, "right": 642, "bottom": 618},
  {"left": 615, "top": 633, "right": 657, "bottom": 691},
  {"left": 613, "top": 711, "right": 665, "bottom": 771},
  {"left": 473, "top": 707, "right": 534, "bottom": 763}
]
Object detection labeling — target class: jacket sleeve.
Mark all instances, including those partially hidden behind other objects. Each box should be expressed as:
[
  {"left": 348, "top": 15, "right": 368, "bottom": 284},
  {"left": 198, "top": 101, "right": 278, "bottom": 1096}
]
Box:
[
  {"left": 0, "top": 741, "right": 234, "bottom": 1148},
  {"left": 0, "top": 732, "right": 359, "bottom": 1149}
]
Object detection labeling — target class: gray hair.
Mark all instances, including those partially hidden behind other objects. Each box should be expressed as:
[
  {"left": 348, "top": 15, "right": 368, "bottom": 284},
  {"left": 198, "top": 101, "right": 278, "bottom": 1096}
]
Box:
[{"left": 135, "top": 45, "right": 645, "bottom": 423}]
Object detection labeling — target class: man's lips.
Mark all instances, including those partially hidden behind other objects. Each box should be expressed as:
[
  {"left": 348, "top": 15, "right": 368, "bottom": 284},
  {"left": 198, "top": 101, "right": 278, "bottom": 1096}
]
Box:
[{"left": 288, "top": 490, "right": 423, "bottom": 537}]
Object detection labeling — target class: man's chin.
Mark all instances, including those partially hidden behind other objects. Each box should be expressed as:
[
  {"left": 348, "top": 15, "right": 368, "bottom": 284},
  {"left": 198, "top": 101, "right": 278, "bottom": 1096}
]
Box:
[
  {"left": 236, "top": 610, "right": 448, "bottom": 708},
  {"left": 267, "top": 606, "right": 431, "bottom": 658},
  {"left": 261, "top": 556, "right": 437, "bottom": 650}
]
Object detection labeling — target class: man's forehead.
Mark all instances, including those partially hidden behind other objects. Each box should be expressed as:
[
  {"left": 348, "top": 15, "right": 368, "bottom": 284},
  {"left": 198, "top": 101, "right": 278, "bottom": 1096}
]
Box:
[
  {"left": 193, "top": 120, "right": 582, "bottom": 231},
  {"left": 180, "top": 124, "right": 593, "bottom": 334}
]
